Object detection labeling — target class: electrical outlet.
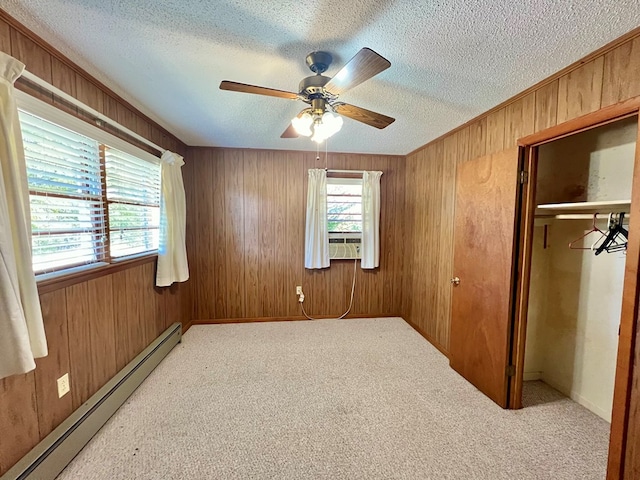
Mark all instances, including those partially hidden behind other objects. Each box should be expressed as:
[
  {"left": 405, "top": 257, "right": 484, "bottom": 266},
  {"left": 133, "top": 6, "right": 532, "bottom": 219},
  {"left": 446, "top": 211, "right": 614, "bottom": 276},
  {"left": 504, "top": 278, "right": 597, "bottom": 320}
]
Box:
[
  {"left": 57, "top": 373, "right": 70, "bottom": 398},
  {"left": 296, "top": 285, "right": 303, "bottom": 295}
]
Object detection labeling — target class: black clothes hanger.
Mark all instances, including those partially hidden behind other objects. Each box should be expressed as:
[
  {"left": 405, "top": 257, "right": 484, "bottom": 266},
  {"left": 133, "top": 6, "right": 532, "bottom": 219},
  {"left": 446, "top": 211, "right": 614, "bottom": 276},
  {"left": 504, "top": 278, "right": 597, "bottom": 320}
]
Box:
[{"left": 594, "top": 212, "right": 628, "bottom": 256}]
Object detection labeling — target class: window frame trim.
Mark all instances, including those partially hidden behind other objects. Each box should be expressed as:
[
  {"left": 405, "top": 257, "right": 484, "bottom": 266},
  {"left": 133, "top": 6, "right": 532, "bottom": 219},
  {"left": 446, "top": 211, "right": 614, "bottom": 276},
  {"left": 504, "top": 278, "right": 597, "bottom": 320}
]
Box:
[{"left": 17, "top": 91, "right": 162, "bottom": 287}]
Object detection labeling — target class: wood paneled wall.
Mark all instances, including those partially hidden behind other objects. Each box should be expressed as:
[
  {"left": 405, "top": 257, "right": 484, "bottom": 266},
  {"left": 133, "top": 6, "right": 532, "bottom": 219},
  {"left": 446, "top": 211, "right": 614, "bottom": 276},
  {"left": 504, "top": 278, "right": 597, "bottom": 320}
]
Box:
[
  {"left": 185, "top": 148, "right": 405, "bottom": 321},
  {"left": 0, "top": 262, "right": 189, "bottom": 474},
  {"left": 0, "top": 12, "right": 191, "bottom": 476},
  {"left": 402, "top": 31, "right": 640, "bottom": 479},
  {"left": 403, "top": 33, "right": 640, "bottom": 351}
]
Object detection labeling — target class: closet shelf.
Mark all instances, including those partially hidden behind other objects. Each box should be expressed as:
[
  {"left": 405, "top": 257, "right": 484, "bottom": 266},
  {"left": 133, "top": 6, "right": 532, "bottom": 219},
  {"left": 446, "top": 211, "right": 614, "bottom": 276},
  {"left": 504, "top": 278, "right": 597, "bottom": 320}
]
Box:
[{"left": 536, "top": 200, "right": 631, "bottom": 216}]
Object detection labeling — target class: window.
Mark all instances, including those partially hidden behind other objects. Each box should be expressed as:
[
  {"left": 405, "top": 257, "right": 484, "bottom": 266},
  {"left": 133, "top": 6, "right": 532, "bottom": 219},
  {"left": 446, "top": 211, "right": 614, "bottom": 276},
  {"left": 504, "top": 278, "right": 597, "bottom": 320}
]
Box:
[
  {"left": 327, "top": 177, "right": 362, "bottom": 233},
  {"left": 18, "top": 105, "right": 161, "bottom": 277},
  {"left": 105, "top": 148, "right": 160, "bottom": 258}
]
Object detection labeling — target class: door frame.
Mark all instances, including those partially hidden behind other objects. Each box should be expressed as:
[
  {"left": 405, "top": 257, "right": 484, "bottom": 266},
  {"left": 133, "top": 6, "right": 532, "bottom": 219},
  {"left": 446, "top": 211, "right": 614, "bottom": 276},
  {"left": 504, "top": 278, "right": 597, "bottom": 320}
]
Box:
[{"left": 512, "top": 96, "right": 640, "bottom": 480}]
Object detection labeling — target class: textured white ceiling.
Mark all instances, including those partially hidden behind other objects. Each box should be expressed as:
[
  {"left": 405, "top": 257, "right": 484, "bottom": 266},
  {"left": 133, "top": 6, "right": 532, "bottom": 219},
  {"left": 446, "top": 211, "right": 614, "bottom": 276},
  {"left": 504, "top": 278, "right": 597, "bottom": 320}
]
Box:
[{"left": 2, "top": 0, "right": 640, "bottom": 155}]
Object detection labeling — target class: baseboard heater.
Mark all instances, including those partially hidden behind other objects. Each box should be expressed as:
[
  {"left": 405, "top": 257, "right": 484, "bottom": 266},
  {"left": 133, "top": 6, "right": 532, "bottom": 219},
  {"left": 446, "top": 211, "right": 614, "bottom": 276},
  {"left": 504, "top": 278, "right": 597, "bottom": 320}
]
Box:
[{"left": 2, "top": 322, "right": 182, "bottom": 480}]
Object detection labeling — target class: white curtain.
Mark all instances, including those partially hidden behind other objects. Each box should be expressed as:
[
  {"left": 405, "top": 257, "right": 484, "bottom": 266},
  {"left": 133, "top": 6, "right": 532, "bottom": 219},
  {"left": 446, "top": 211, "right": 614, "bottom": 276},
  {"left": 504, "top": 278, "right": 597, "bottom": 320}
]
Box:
[
  {"left": 0, "top": 52, "right": 48, "bottom": 379},
  {"left": 156, "top": 150, "right": 189, "bottom": 287},
  {"left": 361, "top": 170, "right": 382, "bottom": 269},
  {"left": 305, "top": 168, "right": 329, "bottom": 269}
]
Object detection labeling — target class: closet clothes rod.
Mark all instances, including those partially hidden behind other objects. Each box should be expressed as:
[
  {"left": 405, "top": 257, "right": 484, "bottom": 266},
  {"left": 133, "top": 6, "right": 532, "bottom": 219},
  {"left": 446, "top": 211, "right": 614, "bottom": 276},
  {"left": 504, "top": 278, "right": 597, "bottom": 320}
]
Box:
[
  {"left": 20, "top": 70, "right": 166, "bottom": 155},
  {"left": 553, "top": 213, "right": 630, "bottom": 220}
]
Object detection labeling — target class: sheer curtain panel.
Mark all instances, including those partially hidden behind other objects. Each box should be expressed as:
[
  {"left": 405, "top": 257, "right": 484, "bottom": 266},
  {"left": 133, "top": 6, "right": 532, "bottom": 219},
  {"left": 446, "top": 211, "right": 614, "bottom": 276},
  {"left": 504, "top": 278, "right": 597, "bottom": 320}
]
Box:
[
  {"left": 305, "top": 168, "right": 329, "bottom": 269},
  {"left": 0, "top": 52, "right": 48, "bottom": 379},
  {"left": 361, "top": 170, "right": 382, "bottom": 269},
  {"left": 156, "top": 150, "right": 189, "bottom": 287}
]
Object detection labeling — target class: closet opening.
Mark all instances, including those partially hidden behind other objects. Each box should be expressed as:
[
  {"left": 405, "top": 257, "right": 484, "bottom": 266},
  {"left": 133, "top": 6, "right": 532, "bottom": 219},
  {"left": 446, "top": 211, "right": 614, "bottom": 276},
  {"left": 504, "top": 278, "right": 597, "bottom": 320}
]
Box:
[
  {"left": 520, "top": 115, "right": 637, "bottom": 421},
  {"left": 511, "top": 109, "right": 640, "bottom": 479}
]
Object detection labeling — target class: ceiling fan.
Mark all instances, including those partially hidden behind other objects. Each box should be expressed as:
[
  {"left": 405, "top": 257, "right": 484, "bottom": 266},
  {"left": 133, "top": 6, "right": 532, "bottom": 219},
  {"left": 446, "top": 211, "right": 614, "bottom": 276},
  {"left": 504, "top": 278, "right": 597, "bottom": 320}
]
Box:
[{"left": 219, "top": 48, "right": 395, "bottom": 143}]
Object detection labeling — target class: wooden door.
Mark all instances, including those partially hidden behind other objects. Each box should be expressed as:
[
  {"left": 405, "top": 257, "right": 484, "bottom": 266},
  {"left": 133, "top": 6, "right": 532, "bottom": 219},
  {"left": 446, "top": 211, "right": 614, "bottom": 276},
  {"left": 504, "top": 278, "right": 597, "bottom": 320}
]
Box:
[{"left": 449, "top": 147, "right": 521, "bottom": 408}]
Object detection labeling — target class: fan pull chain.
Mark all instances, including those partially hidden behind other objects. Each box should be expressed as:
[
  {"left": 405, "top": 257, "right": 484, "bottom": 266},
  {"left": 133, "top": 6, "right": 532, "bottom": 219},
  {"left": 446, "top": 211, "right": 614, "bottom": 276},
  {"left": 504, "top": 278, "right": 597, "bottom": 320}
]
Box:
[{"left": 325, "top": 139, "right": 329, "bottom": 170}]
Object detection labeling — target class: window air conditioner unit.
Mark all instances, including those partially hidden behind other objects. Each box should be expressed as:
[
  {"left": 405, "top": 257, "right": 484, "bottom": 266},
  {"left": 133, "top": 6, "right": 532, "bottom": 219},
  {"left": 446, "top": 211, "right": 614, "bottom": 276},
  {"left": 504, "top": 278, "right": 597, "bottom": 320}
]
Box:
[{"left": 329, "top": 233, "right": 361, "bottom": 260}]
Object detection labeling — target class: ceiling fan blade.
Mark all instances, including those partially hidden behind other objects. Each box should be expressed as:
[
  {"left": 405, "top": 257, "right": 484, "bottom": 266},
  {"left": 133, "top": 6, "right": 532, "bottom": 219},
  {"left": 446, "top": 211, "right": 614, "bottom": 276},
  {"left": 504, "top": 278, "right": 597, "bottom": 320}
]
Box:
[
  {"left": 281, "top": 123, "right": 299, "bottom": 138},
  {"left": 324, "top": 48, "right": 390, "bottom": 96},
  {"left": 334, "top": 103, "right": 395, "bottom": 129},
  {"left": 219, "top": 81, "right": 298, "bottom": 100}
]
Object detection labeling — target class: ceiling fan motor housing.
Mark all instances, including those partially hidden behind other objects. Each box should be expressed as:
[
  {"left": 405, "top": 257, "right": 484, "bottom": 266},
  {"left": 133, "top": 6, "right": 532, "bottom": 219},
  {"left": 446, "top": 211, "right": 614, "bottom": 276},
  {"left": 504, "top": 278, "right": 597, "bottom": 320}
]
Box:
[{"left": 299, "top": 74, "right": 331, "bottom": 99}]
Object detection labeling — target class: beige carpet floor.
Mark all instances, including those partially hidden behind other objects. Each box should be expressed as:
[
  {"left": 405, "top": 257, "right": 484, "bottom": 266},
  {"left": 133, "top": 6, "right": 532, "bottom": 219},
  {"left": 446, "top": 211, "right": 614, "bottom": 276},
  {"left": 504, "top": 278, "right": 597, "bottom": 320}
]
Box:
[{"left": 56, "top": 317, "right": 610, "bottom": 479}]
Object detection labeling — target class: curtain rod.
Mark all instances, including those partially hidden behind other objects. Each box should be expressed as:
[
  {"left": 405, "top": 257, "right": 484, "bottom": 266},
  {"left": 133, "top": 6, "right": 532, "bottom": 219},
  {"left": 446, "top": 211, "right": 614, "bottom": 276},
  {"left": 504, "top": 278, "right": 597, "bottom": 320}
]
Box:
[
  {"left": 21, "top": 70, "right": 166, "bottom": 155},
  {"left": 327, "top": 169, "right": 363, "bottom": 174},
  {"left": 325, "top": 169, "right": 383, "bottom": 175}
]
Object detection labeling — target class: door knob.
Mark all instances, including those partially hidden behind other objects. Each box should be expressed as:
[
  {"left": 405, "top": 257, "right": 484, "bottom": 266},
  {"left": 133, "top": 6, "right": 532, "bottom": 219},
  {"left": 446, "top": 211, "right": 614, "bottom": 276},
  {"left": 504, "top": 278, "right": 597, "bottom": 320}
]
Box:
[{"left": 450, "top": 276, "right": 460, "bottom": 286}]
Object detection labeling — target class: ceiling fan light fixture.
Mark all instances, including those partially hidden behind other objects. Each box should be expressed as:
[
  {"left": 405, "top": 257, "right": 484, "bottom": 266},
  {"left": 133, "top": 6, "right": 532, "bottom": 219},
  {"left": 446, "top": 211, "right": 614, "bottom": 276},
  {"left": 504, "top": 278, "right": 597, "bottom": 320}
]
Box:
[
  {"left": 311, "top": 129, "right": 328, "bottom": 144},
  {"left": 291, "top": 112, "right": 313, "bottom": 136},
  {"left": 311, "top": 111, "right": 343, "bottom": 143},
  {"left": 321, "top": 111, "right": 343, "bottom": 136}
]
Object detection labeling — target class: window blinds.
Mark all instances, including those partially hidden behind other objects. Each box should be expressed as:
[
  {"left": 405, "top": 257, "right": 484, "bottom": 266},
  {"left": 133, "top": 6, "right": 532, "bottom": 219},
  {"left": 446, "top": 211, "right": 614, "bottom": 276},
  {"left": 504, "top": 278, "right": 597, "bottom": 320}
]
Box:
[
  {"left": 105, "top": 148, "right": 160, "bottom": 258},
  {"left": 327, "top": 177, "right": 363, "bottom": 233},
  {"left": 20, "top": 110, "right": 106, "bottom": 273}
]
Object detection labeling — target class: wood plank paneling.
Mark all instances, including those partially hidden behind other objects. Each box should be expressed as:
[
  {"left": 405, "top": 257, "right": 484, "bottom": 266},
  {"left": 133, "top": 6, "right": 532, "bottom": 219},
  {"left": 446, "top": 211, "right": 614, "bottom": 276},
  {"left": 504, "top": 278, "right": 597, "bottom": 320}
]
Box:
[
  {"left": 51, "top": 57, "right": 77, "bottom": 116},
  {"left": 402, "top": 148, "right": 418, "bottom": 319},
  {"left": 65, "top": 281, "right": 93, "bottom": 409},
  {"left": 34, "top": 290, "right": 73, "bottom": 439},
  {"left": 504, "top": 93, "right": 535, "bottom": 147},
  {"left": 212, "top": 150, "right": 227, "bottom": 319},
  {"left": 486, "top": 108, "right": 506, "bottom": 155},
  {"left": 557, "top": 57, "right": 604, "bottom": 124},
  {"left": 88, "top": 274, "right": 117, "bottom": 392},
  {"left": 182, "top": 156, "right": 197, "bottom": 321},
  {"left": 162, "top": 283, "right": 183, "bottom": 330},
  {"left": 116, "top": 103, "right": 137, "bottom": 132},
  {"left": 243, "top": 149, "right": 261, "bottom": 318},
  {"left": 102, "top": 94, "right": 119, "bottom": 126},
  {"left": 258, "top": 151, "right": 277, "bottom": 316},
  {"left": 285, "top": 151, "right": 305, "bottom": 317},
  {"left": 10, "top": 28, "right": 51, "bottom": 82},
  {"left": 468, "top": 117, "right": 487, "bottom": 161},
  {"left": 223, "top": 149, "right": 246, "bottom": 318},
  {"left": 381, "top": 155, "right": 404, "bottom": 315},
  {"left": 193, "top": 148, "right": 214, "bottom": 320},
  {"left": 141, "top": 262, "right": 164, "bottom": 342},
  {"left": 11, "top": 27, "right": 53, "bottom": 104},
  {"left": 188, "top": 147, "right": 404, "bottom": 320},
  {"left": 75, "top": 74, "right": 104, "bottom": 113},
  {"left": 0, "top": 19, "right": 11, "bottom": 53},
  {"left": 457, "top": 126, "right": 471, "bottom": 164},
  {"left": 534, "top": 80, "right": 559, "bottom": 132},
  {"left": 66, "top": 275, "right": 116, "bottom": 409},
  {"left": 0, "top": 373, "right": 39, "bottom": 475},
  {"left": 113, "top": 267, "right": 152, "bottom": 371},
  {"left": 135, "top": 114, "right": 151, "bottom": 142},
  {"left": 602, "top": 37, "right": 640, "bottom": 108},
  {"left": 51, "top": 57, "right": 76, "bottom": 94}
]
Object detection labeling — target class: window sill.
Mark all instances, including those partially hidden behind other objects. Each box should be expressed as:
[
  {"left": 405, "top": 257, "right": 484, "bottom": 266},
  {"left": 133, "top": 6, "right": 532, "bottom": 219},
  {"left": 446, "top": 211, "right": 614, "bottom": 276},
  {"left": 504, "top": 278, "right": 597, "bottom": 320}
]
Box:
[{"left": 37, "top": 254, "right": 158, "bottom": 295}]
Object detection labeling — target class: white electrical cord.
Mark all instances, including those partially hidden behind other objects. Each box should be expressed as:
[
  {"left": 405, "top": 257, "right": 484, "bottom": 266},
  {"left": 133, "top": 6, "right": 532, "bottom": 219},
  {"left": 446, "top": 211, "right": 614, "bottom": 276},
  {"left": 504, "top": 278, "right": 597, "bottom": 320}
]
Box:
[{"left": 300, "top": 258, "right": 358, "bottom": 320}]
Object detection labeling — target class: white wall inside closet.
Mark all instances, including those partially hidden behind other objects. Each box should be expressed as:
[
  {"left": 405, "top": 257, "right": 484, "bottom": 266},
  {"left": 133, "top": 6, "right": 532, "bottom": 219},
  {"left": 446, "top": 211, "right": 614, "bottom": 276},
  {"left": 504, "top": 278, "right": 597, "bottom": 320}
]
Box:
[{"left": 524, "top": 117, "right": 637, "bottom": 421}]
